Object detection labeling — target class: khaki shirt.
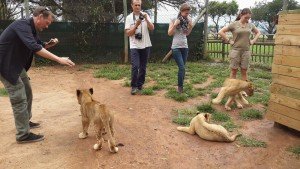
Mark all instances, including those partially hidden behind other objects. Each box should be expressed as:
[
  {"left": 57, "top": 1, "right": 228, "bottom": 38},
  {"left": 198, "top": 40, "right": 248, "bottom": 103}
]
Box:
[{"left": 228, "top": 21, "right": 256, "bottom": 51}]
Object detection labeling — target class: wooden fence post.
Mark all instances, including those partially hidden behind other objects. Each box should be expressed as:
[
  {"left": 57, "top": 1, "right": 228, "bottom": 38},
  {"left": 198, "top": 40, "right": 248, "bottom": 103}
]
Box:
[{"left": 221, "top": 41, "right": 225, "bottom": 61}]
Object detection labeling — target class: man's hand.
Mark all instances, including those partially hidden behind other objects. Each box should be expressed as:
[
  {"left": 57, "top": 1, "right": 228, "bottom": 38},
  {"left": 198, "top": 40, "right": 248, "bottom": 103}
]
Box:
[
  {"left": 250, "top": 40, "right": 255, "bottom": 45},
  {"left": 136, "top": 19, "right": 142, "bottom": 27},
  {"left": 58, "top": 57, "right": 75, "bottom": 67},
  {"left": 45, "top": 38, "right": 59, "bottom": 48}
]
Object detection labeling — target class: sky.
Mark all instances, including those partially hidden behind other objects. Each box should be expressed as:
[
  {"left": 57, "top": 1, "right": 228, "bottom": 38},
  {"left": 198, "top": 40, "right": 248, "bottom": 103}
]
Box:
[{"left": 155, "top": 0, "right": 300, "bottom": 24}]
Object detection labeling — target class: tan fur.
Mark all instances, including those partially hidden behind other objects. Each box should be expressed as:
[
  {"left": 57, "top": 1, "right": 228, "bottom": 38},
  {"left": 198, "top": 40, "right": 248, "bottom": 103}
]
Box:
[
  {"left": 177, "top": 113, "right": 241, "bottom": 142},
  {"left": 212, "top": 78, "right": 254, "bottom": 110},
  {"left": 76, "top": 88, "right": 118, "bottom": 153}
]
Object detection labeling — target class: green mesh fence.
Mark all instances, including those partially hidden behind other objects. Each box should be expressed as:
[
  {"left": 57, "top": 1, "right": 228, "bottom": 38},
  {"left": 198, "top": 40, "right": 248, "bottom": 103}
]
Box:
[{"left": 0, "top": 20, "right": 204, "bottom": 63}]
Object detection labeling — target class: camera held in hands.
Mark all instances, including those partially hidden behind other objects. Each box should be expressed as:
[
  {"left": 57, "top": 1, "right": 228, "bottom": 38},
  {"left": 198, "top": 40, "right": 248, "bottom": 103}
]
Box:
[
  {"left": 139, "top": 12, "right": 145, "bottom": 20},
  {"left": 135, "top": 33, "right": 142, "bottom": 40}
]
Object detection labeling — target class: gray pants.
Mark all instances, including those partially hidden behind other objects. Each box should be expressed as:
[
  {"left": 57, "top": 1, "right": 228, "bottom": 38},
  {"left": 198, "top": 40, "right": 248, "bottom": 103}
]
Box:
[{"left": 0, "top": 69, "right": 32, "bottom": 140}]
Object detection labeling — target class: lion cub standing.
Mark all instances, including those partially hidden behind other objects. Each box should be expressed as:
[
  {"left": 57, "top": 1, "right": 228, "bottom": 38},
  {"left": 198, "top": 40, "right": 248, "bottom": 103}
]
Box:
[
  {"left": 177, "top": 113, "right": 240, "bottom": 142},
  {"left": 212, "top": 78, "right": 254, "bottom": 110},
  {"left": 76, "top": 88, "right": 118, "bottom": 153}
]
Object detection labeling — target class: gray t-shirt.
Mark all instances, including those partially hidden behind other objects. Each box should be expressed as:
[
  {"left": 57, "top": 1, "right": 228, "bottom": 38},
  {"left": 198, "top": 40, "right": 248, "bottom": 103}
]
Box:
[
  {"left": 228, "top": 21, "right": 256, "bottom": 51},
  {"left": 171, "top": 18, "right": 188, "bottom": 49}
]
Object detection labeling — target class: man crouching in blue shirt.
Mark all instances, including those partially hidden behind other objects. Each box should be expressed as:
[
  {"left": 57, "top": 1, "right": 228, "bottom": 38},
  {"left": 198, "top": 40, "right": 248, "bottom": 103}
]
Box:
[{"left": 0, "top": 6, "right": 75, "bottom": 144}]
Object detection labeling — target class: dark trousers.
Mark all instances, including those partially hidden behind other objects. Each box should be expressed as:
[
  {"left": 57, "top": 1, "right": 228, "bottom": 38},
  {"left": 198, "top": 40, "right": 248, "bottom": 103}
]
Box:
[
  {"left": 130, "top": 47, "right": 151, "bottom": 88},
  {"left": 172, "top": 48, "right": 189, "bottom": 87}
]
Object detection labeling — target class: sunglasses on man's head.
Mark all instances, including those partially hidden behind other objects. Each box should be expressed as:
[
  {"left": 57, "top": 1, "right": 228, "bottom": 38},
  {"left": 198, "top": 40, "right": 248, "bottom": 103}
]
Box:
[{"left": 41, "top": 7, "right": 50, "bottom": 12}]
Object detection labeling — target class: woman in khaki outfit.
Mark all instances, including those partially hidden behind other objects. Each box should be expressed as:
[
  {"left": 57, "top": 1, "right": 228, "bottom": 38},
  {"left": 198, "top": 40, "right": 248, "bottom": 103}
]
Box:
[{"left": 218, "top": 8, "right": 260, "bottom": 81}]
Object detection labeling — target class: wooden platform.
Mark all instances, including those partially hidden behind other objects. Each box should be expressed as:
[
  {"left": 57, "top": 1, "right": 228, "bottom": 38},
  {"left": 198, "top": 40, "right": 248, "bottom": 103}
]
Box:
[{"left": 266, "top": 10, "right": 300, "bottom": 131}]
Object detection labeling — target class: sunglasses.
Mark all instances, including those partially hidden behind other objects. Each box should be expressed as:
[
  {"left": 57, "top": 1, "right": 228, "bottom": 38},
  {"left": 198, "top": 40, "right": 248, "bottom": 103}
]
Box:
[
  {"left": 41, "top": 7, "right": 50, "bottom": 13},
  {"left": 134, "top": 4, "right": 141, "bottom": 7}
]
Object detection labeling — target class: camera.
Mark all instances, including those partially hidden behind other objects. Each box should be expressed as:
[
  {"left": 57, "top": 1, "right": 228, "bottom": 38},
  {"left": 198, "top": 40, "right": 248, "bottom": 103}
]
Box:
[
  {"left": 139, "top": 13, "right": 145, "bottom": 20},
  {"left": 135, "top": 33, "right": 142, "bottom": 40},
  {"left": 178, "top": 15, "right": 188, "bottom": 27}
]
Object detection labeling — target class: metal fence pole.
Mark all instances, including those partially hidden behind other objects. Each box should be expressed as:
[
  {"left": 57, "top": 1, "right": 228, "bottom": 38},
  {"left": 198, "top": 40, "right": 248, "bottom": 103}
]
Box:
[
  {"left": 24, "top": 0, "right": 30, "bottom": 18},
  {"left": 123, "top": 0, "right": 128, "bottom": 63},
  {"left": 203, "top": 0, "right": 209, "bottom": 59},
  {"left": 283, "top": 0, "right": 288, "bottom": 10}
]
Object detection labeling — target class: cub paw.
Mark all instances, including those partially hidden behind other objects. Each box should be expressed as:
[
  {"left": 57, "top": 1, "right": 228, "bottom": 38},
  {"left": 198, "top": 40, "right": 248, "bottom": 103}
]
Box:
[
  {"left": 242, "top": 100, "right": 249, "bottom": 105},
  {"left": 225, "top": 106, "right": 231, "bottom": 111},
  {"left": 110, "top": 147, "right": 118, "bottom": 153},
  {"left": 177, "top": 126, "right": 183, "bottom": 131},
  {"left": 93, "top": 143, "right": 102, "bottom": 150},
  {"left": 237, "top": 104, "right": 243, "bottom": 109},
  {"left": 78, "top": 132, "right": 88, "bottom": 139},
  {"left": 212, "top": 99, "right": 221, "bottom": 104}
]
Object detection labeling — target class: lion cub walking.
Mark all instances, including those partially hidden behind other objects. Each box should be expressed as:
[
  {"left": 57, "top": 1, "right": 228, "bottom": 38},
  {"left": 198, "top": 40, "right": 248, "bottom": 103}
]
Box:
[
  {"left": 212, "top": 78, "right": 254, "bottom": 110},
  {"left": 76, "top": 88, "right": 118, "bottom": 153},
  {"left": 177, "top": 113, "right": 240, "bottom": 142}
]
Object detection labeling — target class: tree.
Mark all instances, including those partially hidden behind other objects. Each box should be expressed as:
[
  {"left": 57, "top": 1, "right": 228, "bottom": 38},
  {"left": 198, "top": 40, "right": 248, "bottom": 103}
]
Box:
[
  {"left": 251, "top": 0, "right": 299, "bottom": 36},
  {"left": 0, "top": 0, "right": 23, "bottom": 20},
  {"left": 208, "top": 0, "right": 238, "bottom": 38}
]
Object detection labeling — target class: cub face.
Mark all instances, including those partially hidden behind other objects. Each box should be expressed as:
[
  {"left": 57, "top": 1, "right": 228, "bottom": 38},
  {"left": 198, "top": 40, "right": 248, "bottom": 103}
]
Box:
[
  {"left": 245, "top": 83, "right": 254, "bottom": 96},
  {"left": 76, "top": 88, "right": 94, "bottom": 105}
]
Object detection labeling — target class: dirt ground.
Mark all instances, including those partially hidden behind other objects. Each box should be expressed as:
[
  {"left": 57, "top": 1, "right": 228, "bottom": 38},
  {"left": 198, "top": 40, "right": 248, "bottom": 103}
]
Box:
[{"left": 0, "top": 65, "right": 299, "bottom": 169}]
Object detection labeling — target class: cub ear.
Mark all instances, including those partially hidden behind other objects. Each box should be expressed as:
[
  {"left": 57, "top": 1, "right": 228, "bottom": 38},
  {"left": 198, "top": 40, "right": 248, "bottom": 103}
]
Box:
[
  {"left": 76, "top": 89, "right": 81, "bottom": 97},
  {"left": 89, "top": 88, "right": 93, "bottom": 95},
  {"left": 204, "top": 113, "right": 209, "bottom": 120}
]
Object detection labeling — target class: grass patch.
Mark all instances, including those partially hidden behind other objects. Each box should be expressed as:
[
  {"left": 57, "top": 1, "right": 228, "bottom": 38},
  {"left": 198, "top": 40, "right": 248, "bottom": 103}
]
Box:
[
  {"left": 92, "top": 62, "right": 271, "bottom": 103},
  {"left": 172, "top": 108, "right": 198, "bottom": 126},
  {"left": 240, "top": 109, "right": 264, "bottom": 120},
  {"left": 237, "top": 136, "right": 267, "bottom": 148},
  {"left": 212, "top": 112, "right": 231, "bottom": 122},
  {"left": 196, "top": 103, "right": 215, "bottom": 113},
  {"left": 94, "top": 64, "right": 130, "bottom": 80},
  {"left": 222, "top": 120, "right": 239, "bottom": 132},
  {"left": 140, "top": 88, "right": 155, "bottom": 95},
  {"left": 166, "top": 88, "right": 189, "bottom": 102},
  {"left": 287, "top": 146, "right": 300, "bottom": 156},
  {"left": 0, "top": 88, "right": 8, "bottom": 96}
]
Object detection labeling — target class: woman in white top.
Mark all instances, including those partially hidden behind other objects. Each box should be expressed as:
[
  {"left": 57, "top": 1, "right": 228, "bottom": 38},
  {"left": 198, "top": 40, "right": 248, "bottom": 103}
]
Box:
[{"left": 168, "top": 3, "right": 193, "bottom": 93}]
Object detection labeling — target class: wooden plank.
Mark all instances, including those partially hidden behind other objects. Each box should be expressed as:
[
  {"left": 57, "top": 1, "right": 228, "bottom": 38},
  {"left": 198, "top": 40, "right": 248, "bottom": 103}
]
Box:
[
  {"left": 270, "top": 83, "right": 300, "bottom": 100},
  {"left": 278, "top": 10, "right": 300, "bottom": 15},
  {"left": 276, "top": 25, "right": 300, "bottom": 36},
  {"left": 272, "top": 74, "right": 300, "bottom": 91},
  {"left": 275, "top": 35, "right": 300, "bottom": 46},
  {"left": 279, "top": 12, "right": 300, "bottom": 25},
  {"left": 269, "top": 93, "right": 300, "bottom": 110},
  {"left": 271, "top": 64, "right": 300, "bottom": 78},
  {"left": 268, "top": 101, "right": 300, "bottom": 120},
  {"left": 274, "top": 45, "right": 300, "bottom": 57},
  {"left": 273, "top": 55, "right": 300, "bottom": 67},
  {"left": 266, "top": 110, "right": 300, "bottom": 131}
]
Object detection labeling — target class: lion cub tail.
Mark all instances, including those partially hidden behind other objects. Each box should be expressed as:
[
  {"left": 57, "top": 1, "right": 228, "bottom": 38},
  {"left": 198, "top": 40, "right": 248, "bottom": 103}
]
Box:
[{"left": 228, "top": 133, "right": 242, "bottom": 142}]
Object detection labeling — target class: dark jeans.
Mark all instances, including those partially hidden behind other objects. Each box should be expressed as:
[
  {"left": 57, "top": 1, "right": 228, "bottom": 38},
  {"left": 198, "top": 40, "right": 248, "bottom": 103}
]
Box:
[
  {"left": 172, "top": 48, "right": 189, "bottom": 87},
  {"left": 130, "top": 47, "right": 151, "bottom": 88}
]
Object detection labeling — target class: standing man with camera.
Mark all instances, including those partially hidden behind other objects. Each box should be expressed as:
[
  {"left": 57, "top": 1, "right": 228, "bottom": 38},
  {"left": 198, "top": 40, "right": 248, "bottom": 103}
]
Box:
[
  {"left": 0, "top": 6, "right": 75, "bottom": 144},
  {"left": 125, "top": 0, "right": 154, "bottom": 95}
]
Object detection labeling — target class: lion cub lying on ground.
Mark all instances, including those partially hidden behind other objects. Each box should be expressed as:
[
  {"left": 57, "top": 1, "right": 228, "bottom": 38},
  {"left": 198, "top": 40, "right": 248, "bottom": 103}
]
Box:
[
  {"left": 76, "top": 88, "right": 119, "bottom": 153},
  {"left": 177, "top": 113, "right": 241, "bottom": 142},
  {"left": 212, "top": 78, "right": 254, "bottom": 110}
]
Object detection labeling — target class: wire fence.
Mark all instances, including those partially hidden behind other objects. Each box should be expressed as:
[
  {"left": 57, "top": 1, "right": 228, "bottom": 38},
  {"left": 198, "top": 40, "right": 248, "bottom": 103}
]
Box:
[
  {"left": 207, "top": 34, "right": 275, "bottom": 64},
  {"left": 0, "top": 20, "right": 204, "bottom": 63}
]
